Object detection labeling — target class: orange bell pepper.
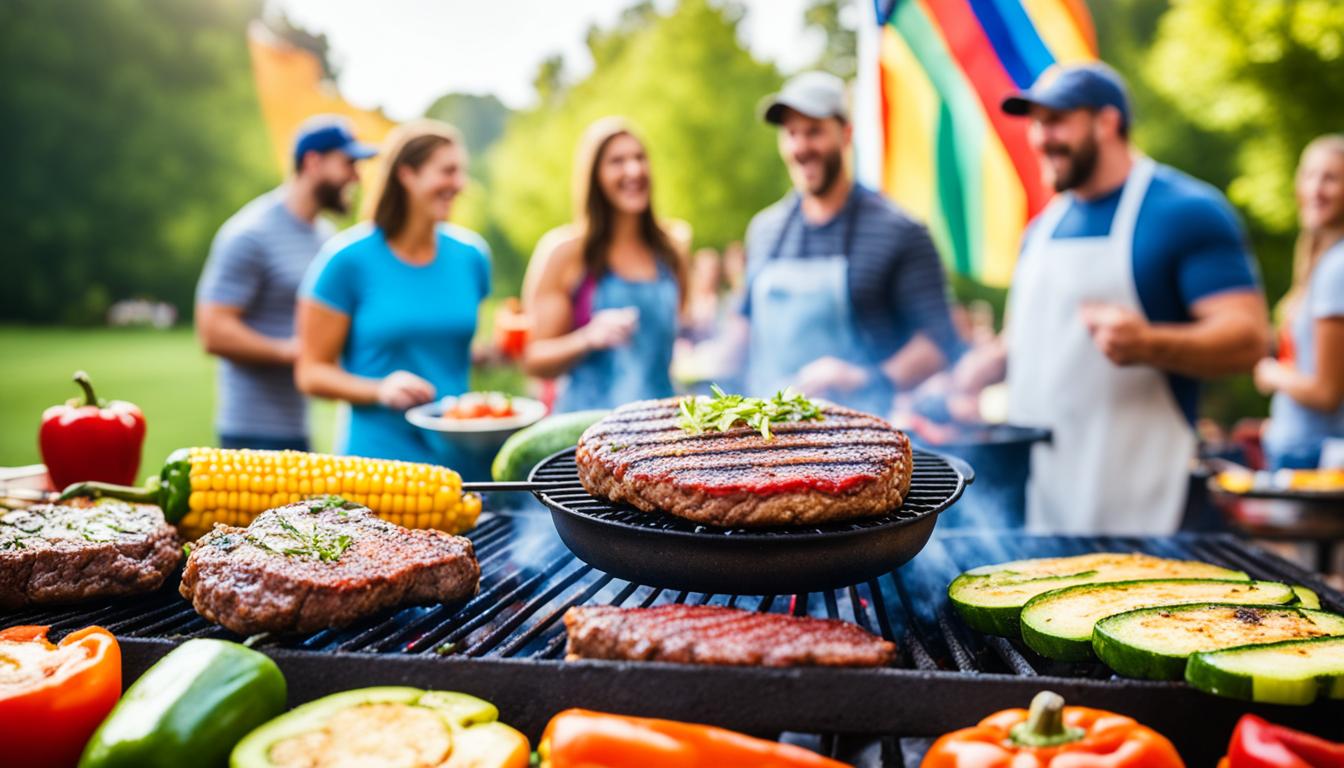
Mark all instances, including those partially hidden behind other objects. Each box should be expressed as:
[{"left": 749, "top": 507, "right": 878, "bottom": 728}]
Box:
[
  {"left": 920, "top": 691, "right": 1185, "bottom": 768},
  {"left": 0, "top": 625, "right": 121, "bottom": 768},
  {"left": 538, "top": 708, "right": 848, "bottom": 768}
]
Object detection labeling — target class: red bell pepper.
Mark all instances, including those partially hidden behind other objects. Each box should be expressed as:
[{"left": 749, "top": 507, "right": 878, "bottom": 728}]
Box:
[
  {"left": 1218, "top": 714, "right": 1344, "bottom": 768},
  {"left": 0, "top": 625, "right": 122, "bottom": 768},
  {"left": 40, "top": 371, "right": 146, "bottom": 489}
]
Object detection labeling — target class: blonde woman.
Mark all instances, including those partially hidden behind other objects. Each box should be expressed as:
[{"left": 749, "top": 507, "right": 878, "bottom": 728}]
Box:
[
  {"left": 522, "top": 117, "right": 686, "bottom": 411},
  {"left": 1255, "top": 135, "right": 1344, "bottom": 469},
  {"left": 296, "top": 120, "right": 490, "bottom": 464}
]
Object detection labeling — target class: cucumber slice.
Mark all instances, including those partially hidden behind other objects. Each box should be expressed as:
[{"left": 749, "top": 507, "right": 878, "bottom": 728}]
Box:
[
  {"left": 1186, "top": 635, "right": 1344, "bottom": 705},
  {"left": 1292, "top": 585, "right": 1322, "bottom": 609},
  {"left": 1093, "top": 603, "right": 1344, "bottom": 680},
  {"left": 491, "top": 409, "right": 609, "bottom": 481},
  {"left": 948, "top": 553, "right": 1247, "bottom": 636},
  {"left": 1019, "top": 579, "right": 1296, "bottom": 661}
]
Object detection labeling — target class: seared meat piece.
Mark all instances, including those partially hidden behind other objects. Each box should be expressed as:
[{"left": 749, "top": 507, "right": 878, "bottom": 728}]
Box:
[
  {"left": 180, "top": 499, "right": 478, "bottom": 636},
  {"left": 576, "top": 398, "right": 913, "bottom": 527},
  {"left": 0, "top": 499, "right": 181, "bottom": 610},
  {"left": 564, "top": 604, "right": 897, "bottom": 667}
]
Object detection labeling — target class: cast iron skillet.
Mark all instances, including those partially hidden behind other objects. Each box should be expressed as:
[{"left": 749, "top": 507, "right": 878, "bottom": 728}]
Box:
[{"left": 511, "top": 447, "right": 972, "bottom": 594}]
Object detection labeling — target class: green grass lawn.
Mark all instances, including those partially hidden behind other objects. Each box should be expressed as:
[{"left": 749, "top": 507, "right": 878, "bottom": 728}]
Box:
[{"left": 0, "top": 324, "right": 524, "bottom": 478}]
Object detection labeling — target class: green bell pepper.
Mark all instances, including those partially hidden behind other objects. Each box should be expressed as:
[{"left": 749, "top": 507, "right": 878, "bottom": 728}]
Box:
[
  {"left": 60, "top": 447, "right": 194, "bottom": 522},
  {"left": 231, "top": 687, "right": 530, "bottom": 768},
  {"left": 79, "top": 638, "right": 286, "bottom": 768}
]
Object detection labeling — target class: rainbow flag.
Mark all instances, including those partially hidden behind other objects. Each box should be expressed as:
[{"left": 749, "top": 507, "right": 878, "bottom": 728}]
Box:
[{"left": 854, "top": 0, "right": 1097, "bottom": 287}]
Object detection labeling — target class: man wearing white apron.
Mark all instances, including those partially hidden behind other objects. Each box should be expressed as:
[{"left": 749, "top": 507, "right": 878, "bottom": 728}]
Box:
[
  {"left": 726, "top": 72, "right": 962, "bottom": 415},
  {"left": 956, "top": 64, "right": 1269, "bottom": 534}
]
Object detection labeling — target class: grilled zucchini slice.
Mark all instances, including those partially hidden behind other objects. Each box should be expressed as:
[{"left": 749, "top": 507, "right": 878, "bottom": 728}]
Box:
[
  {"left": 1019, "top": 579, "right": 1296, "bottom": 661},
  {"left": 1292, "top": 585, "right": 1322, "bottom": 609},
  {"left": 1186, "top": 635, "right": 1344, "bottom": 705},
  {"left": 948, "top": 553, "right": 1247, "bottom": 636},
  {"left": 1092, "top": 603, "right": 1344, "bottom": 680}
]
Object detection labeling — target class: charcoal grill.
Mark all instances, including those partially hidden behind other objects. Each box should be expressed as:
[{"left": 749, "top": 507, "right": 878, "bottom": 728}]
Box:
[
  {"left": 525, "top": 447, "right": 970, "bottom": 593},
  {"left": 6, "top": 513, "right": 1342, "bottom": 766}
]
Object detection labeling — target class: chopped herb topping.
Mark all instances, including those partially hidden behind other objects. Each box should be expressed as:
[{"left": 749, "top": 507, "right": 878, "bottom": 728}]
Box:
[
  {"left": 248, "top": 513, "right": 353, "bottom": 562},
  {"left": 677, "top": 385, "right": 823, "bottom": 440}
]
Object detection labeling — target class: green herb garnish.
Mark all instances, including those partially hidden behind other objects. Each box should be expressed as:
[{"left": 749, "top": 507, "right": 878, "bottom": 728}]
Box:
[
  {"left": 677, "top": 385, "right": 823, "bottom": 440},
  {"left": 306, "top": 495, "right": 358, "bottom": 513},
  {"left": 249, "top": 513, "right": 353, "bottom": 562}
]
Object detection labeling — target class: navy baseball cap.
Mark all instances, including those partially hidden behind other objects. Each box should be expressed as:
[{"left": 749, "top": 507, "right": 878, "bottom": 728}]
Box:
[
  {"left": 292, "top": 115, "right": 377, "bottom": 169},
  {"left": 1001, "top": 63, "right": 1131, "bottom": 130}
]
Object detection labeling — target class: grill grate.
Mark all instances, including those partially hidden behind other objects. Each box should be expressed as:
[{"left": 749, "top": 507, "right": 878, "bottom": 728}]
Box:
[
  {"left": 530, "top": 448, "right": 963, "bottom": 536},
  {"left": 6, "top": 507, "right": 1342, "bottom": 764}
]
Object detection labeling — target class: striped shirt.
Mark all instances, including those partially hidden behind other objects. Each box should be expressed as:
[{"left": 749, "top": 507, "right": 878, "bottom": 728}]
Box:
[
  {"left": 196, "top": 188, "right": 333, "bottom": 439},
  {"left": 742, "top": 184, "right": 963, "bottom": 363}
]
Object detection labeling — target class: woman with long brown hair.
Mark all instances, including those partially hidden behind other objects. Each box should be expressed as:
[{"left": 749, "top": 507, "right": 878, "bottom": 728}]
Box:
[
  {"left": 522, "top": 117, "right": 686, "bottom": 411},
  {"left": 1255, "top": 134, "right": 1344, "bottom": 469},
  {"left": 295, "top": 119, "right": 491, "bottom": 464}
]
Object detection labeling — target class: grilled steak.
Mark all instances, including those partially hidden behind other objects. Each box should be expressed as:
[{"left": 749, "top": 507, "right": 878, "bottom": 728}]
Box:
[
  {"left": 575, "top": 398, "right": 913, "bottom": 527},
  {"left": 180, "top": 498, "right": 479, "bottom": 635},
  {"left": 0, "top": 499, "right": 180, "bottom": 610},
  {"left": 565, "top": 604, "right": 897, "bottom": 667}
]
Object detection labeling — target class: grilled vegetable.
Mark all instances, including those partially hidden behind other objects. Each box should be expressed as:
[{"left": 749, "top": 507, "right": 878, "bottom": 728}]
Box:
[
  {"left": 1292, "top": 585, "right": 1322, "bottom": 609},
  {"left": 231, "top": 687, "right": 529, "bottom": 768},
  {"left": 0, "top": 625, "right": 121, "bottom": 768},
  {"left": 1186, "top": 635, "right": 1344, "bottom": 705},
  {"left": 60, "top": 447, "right": 480, "bottom": 538},
  {"left": 538, "top": 708, "right": 848, "bottom": 768},
  {"left": 492, "top": 409, "right": 608, "bottom": 481},
  {"left": 1019, "top": 579, "right": 1296, "bottom": 661},
  {"left": 1092, "top": 603, "right": 1344, "bottom": 680},
  {"left": 919, "top": 690, "right": 1185, "bottom": 768},
  {"left": 79, "top": 638, "right": 286, "bottom": 768},
  {"left": 949, "top": 553, "right": 1248, "bottom": 636},
  {"left": 1217, "top": 714, "right": 1344, "bottom": 768}
]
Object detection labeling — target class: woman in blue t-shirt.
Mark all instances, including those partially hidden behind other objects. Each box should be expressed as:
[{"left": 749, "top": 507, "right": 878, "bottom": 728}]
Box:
[
  {"left": 521, "top": 117, "right": 686, "bottom": 412},
  {"left": 296, "top": 120, "right": 490, "bottom": 466},
  {"left": 1255, "top": 135, "right": 1344, "bottom": 469}
]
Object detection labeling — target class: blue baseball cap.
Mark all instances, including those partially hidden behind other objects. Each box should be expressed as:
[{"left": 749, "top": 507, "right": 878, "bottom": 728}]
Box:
[
  {"left": 1001, "top": 63, "right": 1131, "bottom": 131},
  {"left": 292, "top": 115, "right": 377, "bottom": 169}
]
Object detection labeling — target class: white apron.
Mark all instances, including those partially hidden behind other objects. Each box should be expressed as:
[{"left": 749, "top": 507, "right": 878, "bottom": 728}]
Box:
[{"left": 1005, "top": 158, "right": 1195, "bottom": 534}]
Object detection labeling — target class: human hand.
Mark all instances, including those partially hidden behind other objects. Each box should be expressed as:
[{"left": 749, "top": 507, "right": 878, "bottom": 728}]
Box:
[
  {"left": 1080, "top": 303, "right": 1150, "bottom": 366},
  {"left": 1253, "top": 357, "right": 1288, "bottom": 395},
  {"left": 376, "top": 370, "right": 436, "bottom": 410},
  {"left": 794, "top": 356, "right": 869, "bottom": 396},
  {"left": 582, "top": 307, "right": 639, "bottom": 351}
]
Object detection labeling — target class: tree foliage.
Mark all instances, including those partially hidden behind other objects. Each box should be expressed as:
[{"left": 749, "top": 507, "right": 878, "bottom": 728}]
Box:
[
  {"left": 0, "top": 0, "right": 275, "bottom": 324},
  {"left": 423, "top": 93, "right": 511, "bottom": 168},
  {"left": 484, "top": 0, "right": 787, "bottom": 290}
]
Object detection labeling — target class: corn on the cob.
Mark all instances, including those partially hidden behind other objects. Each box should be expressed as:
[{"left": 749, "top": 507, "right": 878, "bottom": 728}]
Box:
[{"left": 173, "top": 447, "right": 479, "bottom": 538}]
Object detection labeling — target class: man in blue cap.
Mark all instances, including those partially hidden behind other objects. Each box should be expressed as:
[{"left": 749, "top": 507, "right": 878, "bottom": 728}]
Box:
[
  {"left": 195, "top": 115, "right": 376, "bottom": 451},
  {"left": 954, "top": 63, "right": 1268, "bottom": 534}
]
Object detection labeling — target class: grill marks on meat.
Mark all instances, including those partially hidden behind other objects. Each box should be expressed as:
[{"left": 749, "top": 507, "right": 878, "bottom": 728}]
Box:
[
  {"left": 180, "top": 501, "right": 479, "bottom": 636},
  {"left": 0, "top": 499, "right": 181, "bottom": 610},
  {"left": 565, "top": 604, "right": 897, "bottom": 667},
  {"left": 576, "top": 398, "right": 913, "bottom": 527}
]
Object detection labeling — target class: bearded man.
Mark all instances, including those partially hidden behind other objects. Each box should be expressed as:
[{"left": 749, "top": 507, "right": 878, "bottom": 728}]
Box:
[
  {"left": 953, "top": 63, "right": 1268, "bottom": 534},
  {"left": 195, "top": 115, "right": 375, "bottom": 451},
  {"left": 731, "top": 71, "right": 962, "bottom": 416}
]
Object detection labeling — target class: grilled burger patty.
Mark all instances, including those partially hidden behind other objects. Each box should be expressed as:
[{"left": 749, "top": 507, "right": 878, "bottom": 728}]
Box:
[
  {"left": 575, "top": 398, "right": 913, "bottom": 527},
  {"left": 0, "top": 499, "right": 181, "bottom": 610},
  {"left": 565, "top": 604, "right": 897, "bottom": 667},
  {"left": 181, "top": 499, "right": 479, "bottom": 636}
]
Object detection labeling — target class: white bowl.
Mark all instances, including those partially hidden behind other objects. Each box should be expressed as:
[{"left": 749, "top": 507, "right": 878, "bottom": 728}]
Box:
[{"left": 406, "top": 395, "right": 548, "bottom": 456}]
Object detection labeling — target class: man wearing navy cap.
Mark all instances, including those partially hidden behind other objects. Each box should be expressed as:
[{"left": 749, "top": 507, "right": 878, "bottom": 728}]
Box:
[
  {"left": 955, "top": 63, "right": 1268, "bottom": 534},
  {"left": 196, "top": 115, "right": 376, "bottom": 450}
]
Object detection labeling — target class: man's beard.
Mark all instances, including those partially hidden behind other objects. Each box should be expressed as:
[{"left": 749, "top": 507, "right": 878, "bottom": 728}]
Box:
[
  {"left": 314, "top": 180, "right": 350, "bottom": 214},
  {"left": 1045, "top": 133, "right": 1099, "bottom": 192},
  {"left": 798, "top": 149, "right": 845, "bottom": 196}
]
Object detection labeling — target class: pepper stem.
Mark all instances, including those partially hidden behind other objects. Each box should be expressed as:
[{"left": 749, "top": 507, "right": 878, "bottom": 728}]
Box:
[
  {"left": 58, "top": 479, "right": 161, "bottom": 505},
  {"left": 72, "top": 370, "right": 101, "bottom": 407},
  {"left": 1009, "top": 691, "right": 1086, "bottom": 748}
]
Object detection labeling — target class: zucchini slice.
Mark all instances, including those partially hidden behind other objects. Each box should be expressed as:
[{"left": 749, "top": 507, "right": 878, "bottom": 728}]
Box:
[
  {"left": 948, "top": 553, "right": 1247, "bottom": 636},
  {"left": 1186, "top": 635, "right": 1344, "bottom": 705},
  {"left": 1292, "top": 585, "right": 1322, "bottom": 609},
  {"left": 1092, "top": 603, "right": 1344, "bottom": 680},
  {"left": 1019, "top": 579, "right": 1295, "bottom": 661}
]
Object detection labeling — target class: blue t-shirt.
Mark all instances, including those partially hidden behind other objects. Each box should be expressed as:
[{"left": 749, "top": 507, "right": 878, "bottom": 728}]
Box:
[
  {"left": 196, "top": 188, "right": 334, "bottom": 439},
  {"left": 1265, "top": 241, "right": 1344, "bottom": 457},
  {"left": 300, "top": 223, "right": 491, "bottom": 465},
  {"left": 1038, "top": 163, "right": 1260, "bottom": 424}
]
